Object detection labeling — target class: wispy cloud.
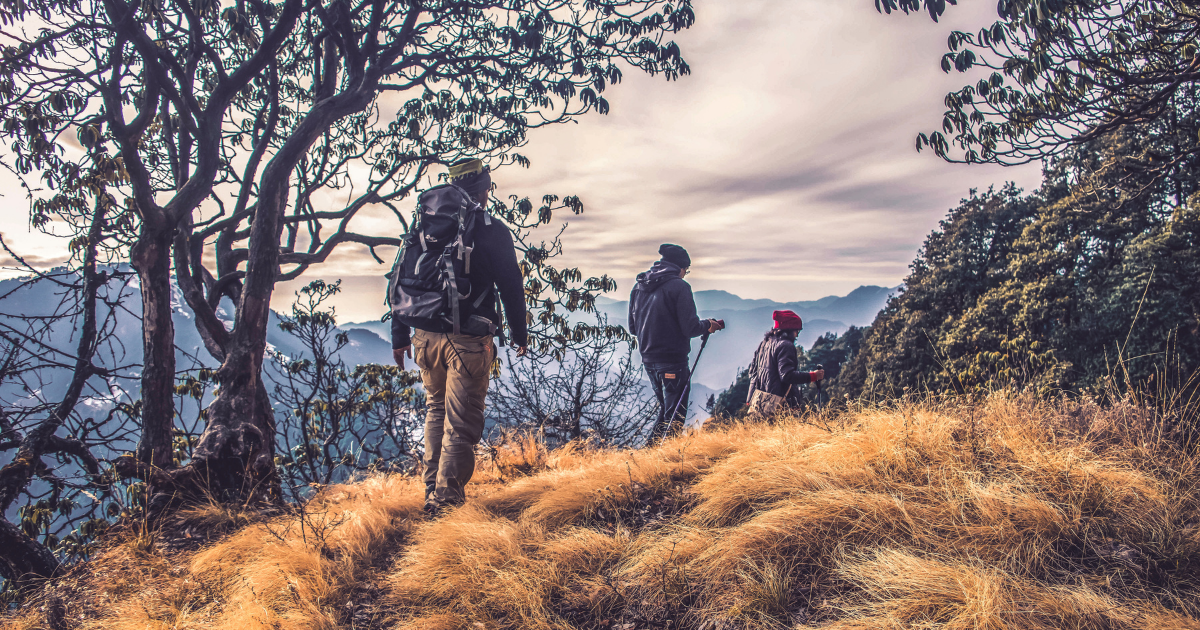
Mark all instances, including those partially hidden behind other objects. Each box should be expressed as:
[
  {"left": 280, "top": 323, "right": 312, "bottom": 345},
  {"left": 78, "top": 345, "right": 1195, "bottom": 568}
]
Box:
[
  {"left": 0, "top": 0, "right": 1044, "bottom": 321},
  {"left": 485, "top": 0, "right": 1042, "bottom": 306}
]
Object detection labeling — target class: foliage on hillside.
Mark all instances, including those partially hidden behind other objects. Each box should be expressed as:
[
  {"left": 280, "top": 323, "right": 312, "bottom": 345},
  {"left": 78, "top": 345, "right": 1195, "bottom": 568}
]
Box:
[
  {"left": 3, "top": 396, "right": 1198, "bottom": 630},
  {"left": 840, "top": 126, "right": 1200, "bottom": 399}
]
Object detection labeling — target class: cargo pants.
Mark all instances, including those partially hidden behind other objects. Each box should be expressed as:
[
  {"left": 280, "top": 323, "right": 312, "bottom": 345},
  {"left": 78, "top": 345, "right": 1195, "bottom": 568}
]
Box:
[
  {"left": 412, "top": 329, "right": 495, "bottom": 508},
  {"left": 645, "top": 362, "right": 690, "bottom": 443}
]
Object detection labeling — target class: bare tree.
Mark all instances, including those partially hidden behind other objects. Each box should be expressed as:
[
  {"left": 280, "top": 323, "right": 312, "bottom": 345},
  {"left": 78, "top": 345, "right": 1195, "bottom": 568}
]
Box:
[
  {"left": 1, "top": 0, "right": 695, "bottom": 501},
  {"left": 0, "top": 208, "right": 144, "bottom": 588},
  {"left": 267, "top": 281, "right": 425, "bottom": 501},
  {"left": 488, "top": 332, "right": 655, "bottom": 448}
]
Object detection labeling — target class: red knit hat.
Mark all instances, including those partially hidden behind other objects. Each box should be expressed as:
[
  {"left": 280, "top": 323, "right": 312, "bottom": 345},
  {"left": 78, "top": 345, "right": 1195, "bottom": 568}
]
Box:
[{"left": 772, "top": 310, "right": 803, "bottom": 331}]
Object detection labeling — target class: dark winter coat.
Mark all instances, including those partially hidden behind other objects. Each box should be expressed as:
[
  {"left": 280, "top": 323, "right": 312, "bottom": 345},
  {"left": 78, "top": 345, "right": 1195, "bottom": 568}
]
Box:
[
  {"left": 391, "top": 220, "right": 528, "bottom": 348},
  {"left": 748, "top": 333, "right": 815, "bottom": 405},
  {"left": 628, "top": 260, "right": 709, "bottom": 366}
]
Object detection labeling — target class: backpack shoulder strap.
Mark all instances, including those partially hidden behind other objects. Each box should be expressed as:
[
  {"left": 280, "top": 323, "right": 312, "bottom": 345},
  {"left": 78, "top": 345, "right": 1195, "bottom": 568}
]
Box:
[{"left": 449, "top": 185, "right": 490, "bottom": 274}]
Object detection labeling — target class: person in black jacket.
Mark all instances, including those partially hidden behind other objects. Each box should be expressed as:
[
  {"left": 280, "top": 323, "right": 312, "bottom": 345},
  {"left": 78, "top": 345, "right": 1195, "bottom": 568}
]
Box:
[
  {"left": 391, "top": 158, "right": 527, "bottom": 516},
  {"left": 629, "top": 244, "right": 725, "bottom": 442},
  {"left": 747, "top": 310, "right": 824, "bottom": 414}
]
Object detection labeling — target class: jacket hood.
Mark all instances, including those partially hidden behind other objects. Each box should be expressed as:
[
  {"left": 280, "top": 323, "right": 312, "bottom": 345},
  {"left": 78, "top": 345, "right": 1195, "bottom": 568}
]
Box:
[{"left": 635, "top": 260, "right": 682, "bottom": 292}]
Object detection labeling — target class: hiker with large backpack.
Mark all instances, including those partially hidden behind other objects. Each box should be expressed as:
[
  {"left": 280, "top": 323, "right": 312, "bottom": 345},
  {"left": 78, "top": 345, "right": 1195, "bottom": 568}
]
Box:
[
  {"left": 746, "top": 310, "right": 824, "bottom": 417},
  {"left": 389, "top": 158, "right": 527, "bottom": 517},
  {"left": 629, "top": 244, "right": 725, "bottom": 443}
]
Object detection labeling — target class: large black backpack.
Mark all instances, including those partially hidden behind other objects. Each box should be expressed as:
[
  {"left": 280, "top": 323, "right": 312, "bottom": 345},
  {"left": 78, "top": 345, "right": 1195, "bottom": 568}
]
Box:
[{"left": 387, "top": 183, "right": 495, "bottom": 336}]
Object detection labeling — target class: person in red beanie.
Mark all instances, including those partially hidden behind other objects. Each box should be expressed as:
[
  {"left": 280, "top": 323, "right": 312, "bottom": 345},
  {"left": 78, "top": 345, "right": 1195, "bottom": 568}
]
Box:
[{"left": 745, "top": 310, "right": 824, "bottom": 416}]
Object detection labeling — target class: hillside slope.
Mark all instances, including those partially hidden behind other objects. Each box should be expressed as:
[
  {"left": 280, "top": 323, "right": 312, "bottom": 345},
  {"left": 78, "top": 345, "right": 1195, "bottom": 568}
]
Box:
[{"left": 4, "top": 397, "right": 1199, "bottom": 630}]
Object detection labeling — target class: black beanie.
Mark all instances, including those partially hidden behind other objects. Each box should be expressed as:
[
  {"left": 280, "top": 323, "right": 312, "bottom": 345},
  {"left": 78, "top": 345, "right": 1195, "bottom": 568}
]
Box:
[{"left": 658, "top": 243, "right": 690, "bottom": 268}]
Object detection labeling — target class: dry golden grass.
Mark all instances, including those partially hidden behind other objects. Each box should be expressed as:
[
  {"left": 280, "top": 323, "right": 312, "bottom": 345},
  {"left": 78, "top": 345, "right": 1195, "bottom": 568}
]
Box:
[
  {"left": 3, "top": 474, "right": 424, "bottom": 630},
  {"left": 5, "top": 395, "right": 1200, "bottom": 630}
]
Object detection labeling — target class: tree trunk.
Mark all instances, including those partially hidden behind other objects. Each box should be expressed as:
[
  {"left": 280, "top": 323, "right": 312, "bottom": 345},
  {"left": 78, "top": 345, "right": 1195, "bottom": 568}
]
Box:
[
  {"left": 131, "top": 221, "right": 177, "bottom": 475},
  {"left": 179, "top": 178, "right": 292, "bottom": 501},
  {"left": 173, "top": 215, "right": 230, "bottom": 363},
  {"left": 171, "top": 88, "right": 375, "bottom": 501},
  {"left": 180, "top": 372, "right": 279, "bottom": 501}
]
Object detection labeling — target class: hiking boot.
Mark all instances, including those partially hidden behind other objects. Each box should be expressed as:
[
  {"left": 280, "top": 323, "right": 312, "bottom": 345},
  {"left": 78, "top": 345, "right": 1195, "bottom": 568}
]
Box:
[{"left": 422, "top": 497, "right": 467, "bottom": 520}]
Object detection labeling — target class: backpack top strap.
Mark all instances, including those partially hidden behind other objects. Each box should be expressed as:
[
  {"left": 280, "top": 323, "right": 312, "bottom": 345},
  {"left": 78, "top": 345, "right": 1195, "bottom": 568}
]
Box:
[{"left": 417, "top": 230, "right": 428, "bottom": 252}]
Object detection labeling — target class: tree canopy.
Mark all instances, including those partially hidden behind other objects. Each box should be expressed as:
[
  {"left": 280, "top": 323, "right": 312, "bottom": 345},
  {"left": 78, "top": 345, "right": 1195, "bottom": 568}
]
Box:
[
  {"left": 841, "top": 124, "right": 1200, "bottom": 399},
  {"left": 856, "top": 0, "right": 1200, "bottom": 414},
  {"left": 880, "top": 0, "right": 1200, "bottom": 167},
  {"left": 0, "top": 0, "right": 698, "bottom": 585}
]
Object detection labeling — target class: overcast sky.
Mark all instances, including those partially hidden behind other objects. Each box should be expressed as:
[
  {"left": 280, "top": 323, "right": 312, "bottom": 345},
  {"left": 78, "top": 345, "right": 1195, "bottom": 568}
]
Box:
[{"left": 0, "top": 0, "right": 1043, "bottom": 323}]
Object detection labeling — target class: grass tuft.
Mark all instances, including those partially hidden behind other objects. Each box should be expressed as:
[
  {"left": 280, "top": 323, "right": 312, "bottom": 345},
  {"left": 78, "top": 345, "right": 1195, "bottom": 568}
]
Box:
[{"left": 5, "top": 395, "right": 1199, "bottom": 630}]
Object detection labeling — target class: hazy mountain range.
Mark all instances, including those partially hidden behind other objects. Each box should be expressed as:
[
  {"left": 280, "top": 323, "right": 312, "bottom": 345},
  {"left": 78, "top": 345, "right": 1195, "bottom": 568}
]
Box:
[
  {"left": 0, "top": 268, "right": 893, "bottom": 430},
  {"left": 0, "top": 267, "right": 395, "bottom": 421},
  {"left": 347, "top": 284, "right": 897, "bottom": 416},
  {"left": 589, "top": 285, "right": 898, "bottom": 391}
]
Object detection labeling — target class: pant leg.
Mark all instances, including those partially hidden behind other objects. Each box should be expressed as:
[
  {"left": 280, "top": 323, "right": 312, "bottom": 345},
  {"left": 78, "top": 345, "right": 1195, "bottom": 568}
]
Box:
[
  {"left": 646, "top": 367, "right": 667, "bottom": 440},
  {"left": 413, "top": 330, "right": 448, "bottom": 503},
  {"left": 433, "top": 332, "right": 494, "bottom": 506},
  {"left": 647, "top": 363, "right": 689, "bottom": 442},
  {"left": 661, "top": 365, "right": 691, "bottom": 439}
]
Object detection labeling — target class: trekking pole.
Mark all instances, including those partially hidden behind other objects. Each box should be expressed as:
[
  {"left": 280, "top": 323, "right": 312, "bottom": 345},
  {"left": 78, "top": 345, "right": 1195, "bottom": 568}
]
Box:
[{"left": 690, "top": 329, "right": 712, "bottom": 377}]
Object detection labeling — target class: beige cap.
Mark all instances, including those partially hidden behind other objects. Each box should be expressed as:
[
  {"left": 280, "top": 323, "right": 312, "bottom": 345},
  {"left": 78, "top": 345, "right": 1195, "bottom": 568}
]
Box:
[{"left": 448, "top": 158, "right": 484, "bottom": 181}]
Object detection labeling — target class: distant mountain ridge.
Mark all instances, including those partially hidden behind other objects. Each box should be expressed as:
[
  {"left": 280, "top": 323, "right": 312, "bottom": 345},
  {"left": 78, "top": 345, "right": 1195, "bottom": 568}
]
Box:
[
  {"left": 592, "top": 285, "right": 899, "bottom": 391},
  {"left": 0, "top": 267, "right": 396, "bottom": 415},
  {"left": 347, "top": 285, "right": 897, "bottom": 410},
  {"left": 0, "top": 270, "right": 892, "bottom": 407},
  {"left": 595, "top": 285, "right": 897, "bottom": 327},
  {"left": 342, "top": 318, "right": 391, "bottom": 341}
]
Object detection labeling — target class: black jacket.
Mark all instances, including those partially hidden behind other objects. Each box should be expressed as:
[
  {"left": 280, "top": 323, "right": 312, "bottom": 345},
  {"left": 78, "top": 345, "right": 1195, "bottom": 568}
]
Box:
[
  {"left": 628, "top": 261, "right": 709, "bottom": 366},
  {"left": 749, "top": 333, "right": 814, "bottom": 405},
  {"left": 391, "top": 220, "right": 528, "bottom": 348}
]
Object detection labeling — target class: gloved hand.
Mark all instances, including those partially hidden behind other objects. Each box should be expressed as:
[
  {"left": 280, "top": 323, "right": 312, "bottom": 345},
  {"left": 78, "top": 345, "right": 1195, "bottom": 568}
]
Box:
[{"left": 707, "top": 319, "right": 726, "bottom": 334}]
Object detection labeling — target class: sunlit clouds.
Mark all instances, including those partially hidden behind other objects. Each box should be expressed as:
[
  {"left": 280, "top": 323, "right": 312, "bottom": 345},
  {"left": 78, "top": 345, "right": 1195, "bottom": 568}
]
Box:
[
  {"left": 467, "top": 0, "right": 1043, "bottom": 313},
  {"left": 0, "top": 0, "right": 1044, "bottom": 323}
]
